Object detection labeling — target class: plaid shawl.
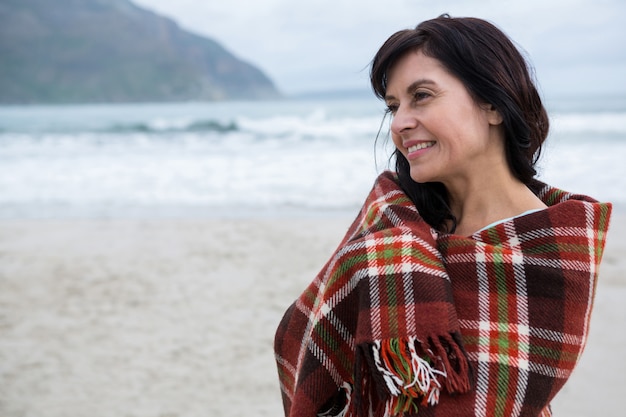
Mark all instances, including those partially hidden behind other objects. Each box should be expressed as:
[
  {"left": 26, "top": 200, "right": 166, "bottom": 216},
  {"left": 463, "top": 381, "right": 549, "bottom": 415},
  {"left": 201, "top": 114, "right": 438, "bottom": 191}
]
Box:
[{"left": 274, "top": 171, "right": 611, "bottom": 417}]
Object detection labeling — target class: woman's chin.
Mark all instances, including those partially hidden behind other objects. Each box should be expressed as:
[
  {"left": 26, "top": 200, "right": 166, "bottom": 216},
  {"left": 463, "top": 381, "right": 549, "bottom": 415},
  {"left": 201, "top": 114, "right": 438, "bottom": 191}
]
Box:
[{"left": 409, "top": 169, "right": 432, "bottom": 184}]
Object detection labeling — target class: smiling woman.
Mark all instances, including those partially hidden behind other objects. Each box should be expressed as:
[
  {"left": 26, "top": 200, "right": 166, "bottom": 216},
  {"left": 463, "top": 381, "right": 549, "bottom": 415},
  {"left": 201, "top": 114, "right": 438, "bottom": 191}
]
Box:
[
  {"left": 381, "top": 48, "right": 547, "bottom": 237},
  {"left": 274, "top": 14, "right": 612, "bottom": 417},
  {"left": 371, "top": 16, "right": 551, "bottom": 236}
]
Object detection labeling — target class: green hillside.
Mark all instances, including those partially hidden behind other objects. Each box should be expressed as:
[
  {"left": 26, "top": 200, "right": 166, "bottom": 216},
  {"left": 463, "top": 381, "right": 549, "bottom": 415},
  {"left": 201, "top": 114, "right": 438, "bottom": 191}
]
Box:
[{"left": 0, "top": 0, "right": 281, "bottom": 103}]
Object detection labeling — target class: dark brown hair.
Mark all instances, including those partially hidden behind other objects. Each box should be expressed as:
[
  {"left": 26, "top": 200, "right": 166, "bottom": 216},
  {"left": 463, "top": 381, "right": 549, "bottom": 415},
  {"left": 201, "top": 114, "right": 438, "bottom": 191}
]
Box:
[{"left": 370, "top": 15, "right": 549, "bottom": 232}]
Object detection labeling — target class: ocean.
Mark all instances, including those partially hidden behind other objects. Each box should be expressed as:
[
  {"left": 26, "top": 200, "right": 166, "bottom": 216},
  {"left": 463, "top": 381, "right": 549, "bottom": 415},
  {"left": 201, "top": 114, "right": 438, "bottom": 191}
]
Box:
[{"left": 0, "top": 94, "right": 624, "bottom": 218}]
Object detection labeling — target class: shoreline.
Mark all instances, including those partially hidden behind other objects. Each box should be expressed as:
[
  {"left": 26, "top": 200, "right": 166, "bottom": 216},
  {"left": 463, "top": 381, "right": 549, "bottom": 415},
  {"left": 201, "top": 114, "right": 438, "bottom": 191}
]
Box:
[{"left": 0, "top": 193, "right": 622, "bottom": 222}]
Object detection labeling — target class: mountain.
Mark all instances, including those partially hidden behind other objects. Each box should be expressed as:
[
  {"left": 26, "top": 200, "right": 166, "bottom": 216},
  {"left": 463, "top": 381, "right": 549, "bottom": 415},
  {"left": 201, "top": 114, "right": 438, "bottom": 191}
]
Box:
[{"left": 0, "top": 0, "right": 281, "bottom": 103}]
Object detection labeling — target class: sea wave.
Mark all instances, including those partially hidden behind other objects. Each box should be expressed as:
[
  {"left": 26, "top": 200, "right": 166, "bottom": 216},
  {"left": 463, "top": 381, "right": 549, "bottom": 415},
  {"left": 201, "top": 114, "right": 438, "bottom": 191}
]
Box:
[
  {"left": 551, "top": 112, "right": 626, "bottom": 135},
  {"left": 0, "top": 111, "right": 383, "bottom": 140},
  {"left": 0, "top": 99, "right": 624, "bottom": 218},
  {"left": 107, "top": 119, "right": 239, "bottom": 134}
]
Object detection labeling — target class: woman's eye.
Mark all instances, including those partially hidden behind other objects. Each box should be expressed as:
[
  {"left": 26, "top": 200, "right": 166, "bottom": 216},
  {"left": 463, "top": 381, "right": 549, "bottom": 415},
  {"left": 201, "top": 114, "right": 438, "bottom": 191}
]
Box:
[
  {"left": 385, "top": 92, "right": 429, "bottom": 114},
  {"left": 414, "top": 91, "right": 430, "bottom": 101},
  {"left": 385, "top": 104, "right": 398, "bottom": 115}
]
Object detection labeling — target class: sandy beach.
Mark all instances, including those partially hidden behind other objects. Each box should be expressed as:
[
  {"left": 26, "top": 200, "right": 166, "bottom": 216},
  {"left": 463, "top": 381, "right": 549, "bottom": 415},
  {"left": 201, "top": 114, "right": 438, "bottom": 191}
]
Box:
[{"left": 0, "top": 213, "right": 623, "bottom": 417}]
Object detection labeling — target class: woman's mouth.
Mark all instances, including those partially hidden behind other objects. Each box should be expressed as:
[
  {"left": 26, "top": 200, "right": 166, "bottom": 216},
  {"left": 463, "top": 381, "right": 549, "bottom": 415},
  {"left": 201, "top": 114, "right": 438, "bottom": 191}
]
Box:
[{"left": 407, "top": 141, "right": 435, "bottom": 156}]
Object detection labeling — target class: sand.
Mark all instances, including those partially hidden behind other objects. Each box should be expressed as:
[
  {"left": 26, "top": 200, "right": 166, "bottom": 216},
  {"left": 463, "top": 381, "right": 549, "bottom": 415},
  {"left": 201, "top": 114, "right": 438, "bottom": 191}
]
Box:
[{"left": 0, "top": 214, "right": 623, "bottom": 417}]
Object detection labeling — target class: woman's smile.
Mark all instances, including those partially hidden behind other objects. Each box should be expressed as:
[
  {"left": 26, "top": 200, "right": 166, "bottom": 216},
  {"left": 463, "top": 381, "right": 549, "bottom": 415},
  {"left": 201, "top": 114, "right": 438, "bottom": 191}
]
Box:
[{"left": 406, "top": 141, "right": 436, "bottom": 159}]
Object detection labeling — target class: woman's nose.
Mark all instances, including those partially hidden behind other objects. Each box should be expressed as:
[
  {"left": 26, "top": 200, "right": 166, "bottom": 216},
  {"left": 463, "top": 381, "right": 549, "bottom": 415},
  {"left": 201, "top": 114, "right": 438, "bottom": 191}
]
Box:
[{"left": 390, "top": 106, "right": 417, "bottom": 136}]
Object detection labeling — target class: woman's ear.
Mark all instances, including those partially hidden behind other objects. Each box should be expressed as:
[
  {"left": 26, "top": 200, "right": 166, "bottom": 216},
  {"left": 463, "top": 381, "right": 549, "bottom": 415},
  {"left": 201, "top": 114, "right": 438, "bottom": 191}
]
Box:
[{"left": 485, "top": 104, "right": 503, "bottom": 125}]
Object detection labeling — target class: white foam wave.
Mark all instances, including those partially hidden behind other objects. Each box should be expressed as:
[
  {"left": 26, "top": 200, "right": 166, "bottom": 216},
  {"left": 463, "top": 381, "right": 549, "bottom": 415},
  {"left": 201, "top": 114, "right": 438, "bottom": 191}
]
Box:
[
  {"left": 237, "top": 110, "right": 382, "bottom": 140},
  {"left": 551, "top": 112, "right": 626, "bottom": 134},
  {"left": 0, "top": 99, "right": 623, "bottom": 218}
]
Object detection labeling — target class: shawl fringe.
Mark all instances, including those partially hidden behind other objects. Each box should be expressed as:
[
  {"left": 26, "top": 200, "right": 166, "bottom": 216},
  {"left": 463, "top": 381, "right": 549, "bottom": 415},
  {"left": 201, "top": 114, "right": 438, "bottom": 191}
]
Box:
[{"left": 356, "top": 332, "right": 472, "bottom": 416}]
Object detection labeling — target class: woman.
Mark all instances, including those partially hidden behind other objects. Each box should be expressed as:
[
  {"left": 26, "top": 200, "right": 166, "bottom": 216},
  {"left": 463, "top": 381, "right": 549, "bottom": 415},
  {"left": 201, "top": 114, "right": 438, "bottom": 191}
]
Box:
[{"left": 274, "top": 15, "right": 612, "bottom": 417}]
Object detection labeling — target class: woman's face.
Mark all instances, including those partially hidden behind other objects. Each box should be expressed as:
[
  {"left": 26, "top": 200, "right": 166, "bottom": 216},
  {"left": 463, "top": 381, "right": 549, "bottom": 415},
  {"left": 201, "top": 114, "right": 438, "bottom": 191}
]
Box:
[{"left": 385, "top": 49, "right": 505, "bottom": 188}]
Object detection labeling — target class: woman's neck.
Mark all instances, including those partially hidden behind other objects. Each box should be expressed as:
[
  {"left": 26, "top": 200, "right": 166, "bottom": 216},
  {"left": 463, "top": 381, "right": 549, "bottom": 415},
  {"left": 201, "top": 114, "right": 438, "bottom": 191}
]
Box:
[{"left": 445, "top": 170, "right": 547, "bottom": 236}]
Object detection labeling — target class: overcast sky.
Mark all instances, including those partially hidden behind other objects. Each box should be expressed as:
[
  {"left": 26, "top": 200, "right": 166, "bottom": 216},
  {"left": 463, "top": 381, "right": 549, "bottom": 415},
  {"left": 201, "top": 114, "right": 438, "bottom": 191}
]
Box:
[{"left": 132, "top": 0, "right": 626, "bottom": 98}]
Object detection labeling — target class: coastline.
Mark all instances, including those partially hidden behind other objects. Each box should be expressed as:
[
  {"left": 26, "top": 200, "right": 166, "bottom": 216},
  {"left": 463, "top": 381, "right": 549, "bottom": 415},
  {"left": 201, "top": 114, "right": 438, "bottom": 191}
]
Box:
[{"left": 0, "top": 213, "right": 623, "bottom": 416}]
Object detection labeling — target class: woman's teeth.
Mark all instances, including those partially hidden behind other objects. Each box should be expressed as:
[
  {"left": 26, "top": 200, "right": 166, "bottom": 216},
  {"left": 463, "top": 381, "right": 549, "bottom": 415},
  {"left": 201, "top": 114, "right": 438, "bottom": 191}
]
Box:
[{"left": 408, "top": 142, "right": 435, "bottom": 153}]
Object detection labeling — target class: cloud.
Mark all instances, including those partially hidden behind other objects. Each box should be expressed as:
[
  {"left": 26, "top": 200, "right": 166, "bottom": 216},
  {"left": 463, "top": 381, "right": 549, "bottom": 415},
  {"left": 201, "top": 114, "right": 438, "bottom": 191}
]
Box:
[{"left": 132, "top": 0, "right": 626, "bottom": 96}]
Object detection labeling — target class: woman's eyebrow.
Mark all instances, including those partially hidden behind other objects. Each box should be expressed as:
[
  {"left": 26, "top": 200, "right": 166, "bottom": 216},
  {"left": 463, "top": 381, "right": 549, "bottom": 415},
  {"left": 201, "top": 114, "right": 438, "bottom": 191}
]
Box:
[{"left": 385, "top": 78, "right": 437, "bottom": 101}]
